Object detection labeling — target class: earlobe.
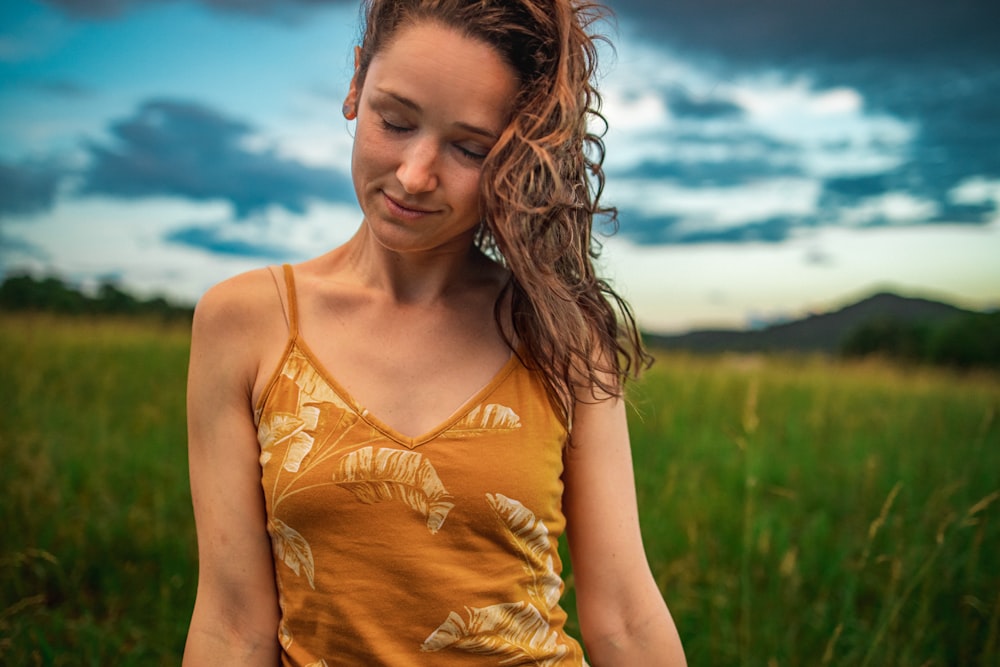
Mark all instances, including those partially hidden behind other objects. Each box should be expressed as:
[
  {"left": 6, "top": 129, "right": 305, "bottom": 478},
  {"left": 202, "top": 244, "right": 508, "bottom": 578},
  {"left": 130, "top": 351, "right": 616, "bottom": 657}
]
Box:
[{"left": 343, "top": 45, "right": 362, "bottom": 121}]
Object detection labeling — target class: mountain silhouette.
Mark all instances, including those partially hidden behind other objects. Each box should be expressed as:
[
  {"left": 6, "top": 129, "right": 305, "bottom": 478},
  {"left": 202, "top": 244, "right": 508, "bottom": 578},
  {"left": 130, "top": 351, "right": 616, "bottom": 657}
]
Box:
[{"left": 644, "top": 291, "right": 975, "bottom": 354}]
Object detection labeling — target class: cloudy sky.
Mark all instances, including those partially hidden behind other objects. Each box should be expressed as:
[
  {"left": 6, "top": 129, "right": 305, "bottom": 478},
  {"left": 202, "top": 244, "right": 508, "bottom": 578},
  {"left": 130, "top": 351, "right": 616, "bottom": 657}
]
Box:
[{"left": 2, "top": 0, "right": 999, "bottom": 332}]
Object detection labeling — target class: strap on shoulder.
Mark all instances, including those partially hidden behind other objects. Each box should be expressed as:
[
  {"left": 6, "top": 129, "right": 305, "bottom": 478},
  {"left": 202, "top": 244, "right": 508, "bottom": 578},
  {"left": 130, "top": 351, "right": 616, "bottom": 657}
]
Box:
[{"left": 281, "top": 263, "right": 299, "bottom": 338}]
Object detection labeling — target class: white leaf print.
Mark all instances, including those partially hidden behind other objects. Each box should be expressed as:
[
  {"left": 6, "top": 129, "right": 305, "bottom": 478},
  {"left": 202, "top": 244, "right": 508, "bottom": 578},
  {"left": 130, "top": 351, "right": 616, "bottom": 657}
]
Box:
[
  {"left": 279, "top": 620, "right": 293, "bottom": 650},
  {"left": 283, "top": 432, "right": 315, "bottom": 473},
  {"left": 269, "top": 518, "right": 316, "bottom": 589},
  {"left": 258, "top": 407, "right": 319, "bottom": 472},
  {"left": 420, "top": 601, "right": 567, "bottom": 666},
  {"left": 452, "top": 404, "right": 522, "bottom": 433},
  {"left": 488, "top": 493, "right": 563, "bottom": 612},
  {"left": 284, "top": 348, "right": 352, "bottom": 410},
  {"left": 258, "top": 412, "right": 306, "bottom": 452},
  {"left": 334, "top": 447, "right": 455, "bottom": 534}
]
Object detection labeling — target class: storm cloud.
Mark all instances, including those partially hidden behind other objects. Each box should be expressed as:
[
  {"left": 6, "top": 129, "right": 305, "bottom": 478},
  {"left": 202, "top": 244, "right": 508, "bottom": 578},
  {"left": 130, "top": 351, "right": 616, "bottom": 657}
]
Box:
[
  {"left": 81, "top": 99, "right": 354, "bottom": 218},
  {"left": 165, "top": 223, "right": 300, "bottom": 259},
  {"left": 0, "top": 159, "right": 63, "bottom": 218},
  {"left": 40, "top": 0, "right": 346, "bottom": 20},
  {"left": 610, "top": 0, "right": 1000, "bottom": 62}
]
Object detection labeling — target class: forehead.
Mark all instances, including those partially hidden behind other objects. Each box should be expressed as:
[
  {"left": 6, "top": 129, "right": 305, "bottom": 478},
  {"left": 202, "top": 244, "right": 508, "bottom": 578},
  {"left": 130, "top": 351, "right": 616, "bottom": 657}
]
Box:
[{"left": 365, "top": 21, "right": 519, "bottom": 127}]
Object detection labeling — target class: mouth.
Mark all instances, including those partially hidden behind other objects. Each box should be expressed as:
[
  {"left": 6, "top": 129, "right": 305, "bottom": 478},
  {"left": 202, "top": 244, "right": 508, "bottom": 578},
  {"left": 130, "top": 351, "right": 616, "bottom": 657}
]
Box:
[{"left": 382, "top": 191, "right": 436, "bottom": 219}]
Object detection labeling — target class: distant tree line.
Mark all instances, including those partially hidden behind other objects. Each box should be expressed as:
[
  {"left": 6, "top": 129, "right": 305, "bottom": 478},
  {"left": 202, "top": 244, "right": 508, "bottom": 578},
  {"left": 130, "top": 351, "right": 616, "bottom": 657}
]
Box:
[
  {"left": 841, "top": 312, "right": 1000, "bottom": 370},
  {"left": 0, "top": 273, "right": 194, "bottom": 321}
]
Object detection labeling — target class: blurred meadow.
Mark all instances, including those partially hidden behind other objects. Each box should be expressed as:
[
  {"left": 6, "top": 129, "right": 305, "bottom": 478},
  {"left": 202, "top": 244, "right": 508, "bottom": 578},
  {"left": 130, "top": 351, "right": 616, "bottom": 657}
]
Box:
[{"left": 1, "top": 314, "right": 998, "bottom": 665}]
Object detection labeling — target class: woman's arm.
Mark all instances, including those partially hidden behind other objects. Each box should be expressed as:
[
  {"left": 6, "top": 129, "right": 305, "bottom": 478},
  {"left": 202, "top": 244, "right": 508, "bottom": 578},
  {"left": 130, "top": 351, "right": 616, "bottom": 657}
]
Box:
[
  {"left": 563, "top": 392, "right": 687, "bottom": 666},
  {"left": 183, "top": 277, "right": 281, "bottom": 666}
]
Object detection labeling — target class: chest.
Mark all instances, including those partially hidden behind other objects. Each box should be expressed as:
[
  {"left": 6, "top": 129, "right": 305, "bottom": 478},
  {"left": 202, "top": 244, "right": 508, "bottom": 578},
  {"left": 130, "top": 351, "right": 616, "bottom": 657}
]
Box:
[{"left": 298, "top": 296, "right": 514, "bottom": 440}]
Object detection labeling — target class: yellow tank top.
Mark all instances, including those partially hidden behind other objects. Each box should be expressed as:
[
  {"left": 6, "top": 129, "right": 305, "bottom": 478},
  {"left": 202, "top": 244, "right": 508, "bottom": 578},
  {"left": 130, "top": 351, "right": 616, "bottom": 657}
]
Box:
[{"left": 254, "top": 265, "right": 585, "bottom": 666}]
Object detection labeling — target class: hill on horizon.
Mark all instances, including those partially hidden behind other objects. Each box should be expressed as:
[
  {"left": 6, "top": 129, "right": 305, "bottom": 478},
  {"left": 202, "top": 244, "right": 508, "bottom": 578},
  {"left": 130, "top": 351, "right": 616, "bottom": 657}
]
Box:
[{"left": 643, "top": 291, "right": 978, "bottom": 354}]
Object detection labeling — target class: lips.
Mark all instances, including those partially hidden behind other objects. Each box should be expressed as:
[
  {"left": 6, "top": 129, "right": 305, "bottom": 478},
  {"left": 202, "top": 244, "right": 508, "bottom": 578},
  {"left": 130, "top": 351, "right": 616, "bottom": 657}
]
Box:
[{"left": 382, "top": 191, "right": 436, "bottom": 220}]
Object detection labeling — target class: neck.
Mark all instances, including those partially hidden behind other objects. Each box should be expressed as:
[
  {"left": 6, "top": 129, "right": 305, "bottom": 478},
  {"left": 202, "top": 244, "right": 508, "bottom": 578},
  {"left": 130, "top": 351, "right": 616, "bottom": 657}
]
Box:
[{"left": 337, "top": 222, "right": 498, "bottom": 305}]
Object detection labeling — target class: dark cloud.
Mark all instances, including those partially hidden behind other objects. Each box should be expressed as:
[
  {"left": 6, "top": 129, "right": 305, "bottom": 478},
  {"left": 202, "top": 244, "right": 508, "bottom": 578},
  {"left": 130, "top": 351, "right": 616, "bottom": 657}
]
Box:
[
  {"left": 664, "top": 88, "right": 743, "bottom": 120},
  {"left": 40, "top": 0, "right": 347, "bottom": 20},
  {"left": 165, "top": 224, "right": 298, "bottom": 259},
  {"left": 932, "top": 202, "right": 997, "bottom": 225},
  {"left": 820, "top": 175, "right": 894, "bottom": 205},
  {"left": 817, "top": 63, "right": 1000, "bottom": 192},
  {"left": 0, "top": 230, "right": 47, "bottom": 262},
  {"left": 605, "top": 0, "right": 1000, "bottom": 245},
  {"left": 38, "top": 0, "right": 137, "bottom": 19},
  {"left": 0, "top": 159, "right": 63, "bottom": 218},
  {"left": 613, "top": 212, "right": 685, "bottom": 245},
  {"left": 81, "top": 98, "right": 353, "bottom": 217},
  {"left": 609, "top": 0, "right": 1000, "bottom": 63},
  {"left": 617, "top": 210, "right": 803, "bottom": 245},
  {"left": 615, "top": 157, "right": 799, "bottom": 188},
  {"left": 35, "top": 79, "right": 95, "bottom": 98},
  {"left": 820, "top": 168, "right": 998, "bottom": 227}
]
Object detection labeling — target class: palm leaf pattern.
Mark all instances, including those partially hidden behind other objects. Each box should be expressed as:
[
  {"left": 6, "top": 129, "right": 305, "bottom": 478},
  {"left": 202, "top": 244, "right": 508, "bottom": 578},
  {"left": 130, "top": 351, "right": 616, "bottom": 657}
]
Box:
[
  {"left": 269, "top": 517, "right": 316, "bottom": 589},
  {"left": 258, "top": 348, "right": 379, "bottom": 591},
  {"left": 450, "top": 403, "right": 522, "bottom": 434},
  {"left": 420, "top": 601, "right": 568, "bottom": 666},
  {"left": 334, "top": 446, "right": 455, "bottom": 534},
  {"left": 488, "top": 493, "right": 564, "bottom": 612},
  {"left": 421, "top": 495, "right": 568, "bottom": 662},
  {"left": 278, "top": 620, "right": 293, "bottom": 650},
  {"left": 283, "top": 348, "right": 353, "bottom": 411},
  {"left": 258, "top": 412, "right": 307, "bottom": 451}
]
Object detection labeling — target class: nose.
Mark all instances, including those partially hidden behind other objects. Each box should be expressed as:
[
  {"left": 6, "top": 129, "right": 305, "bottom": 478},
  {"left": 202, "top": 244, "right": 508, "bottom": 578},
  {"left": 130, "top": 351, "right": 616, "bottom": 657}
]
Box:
[{"left": 396, "top": 137, "right": 439, "bottom": 194}]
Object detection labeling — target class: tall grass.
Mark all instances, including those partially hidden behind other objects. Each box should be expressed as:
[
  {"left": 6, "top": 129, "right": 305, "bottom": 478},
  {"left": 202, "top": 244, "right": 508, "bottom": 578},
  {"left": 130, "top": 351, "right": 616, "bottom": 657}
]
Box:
[
  {"left": 0, "top": 315, "right": 194, "bottom": 665},
  {"left": 623, "top": 353, "right": 1000, "bottom": 666},
  {"left": 1, "top": 315, "right": 997, "bottom": 665}
]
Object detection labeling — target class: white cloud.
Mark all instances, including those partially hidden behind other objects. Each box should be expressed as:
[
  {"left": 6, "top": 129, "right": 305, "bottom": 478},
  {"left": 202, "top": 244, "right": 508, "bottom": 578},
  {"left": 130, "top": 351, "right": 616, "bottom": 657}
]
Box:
[
  {"left": 833, "top": 192, "right": 940, "bottom": 227},
  {"left": 599, "top": 28, "right": 916, "bottom": 184},
  {"left": 1, "top": 196, "right": 360, "bottom": 304},
  {"left": 607, "top": 178, "right": 820, "bottom": 227},
  {"left": 950, "top": 176, "right": 1000, "bottom": 211}
]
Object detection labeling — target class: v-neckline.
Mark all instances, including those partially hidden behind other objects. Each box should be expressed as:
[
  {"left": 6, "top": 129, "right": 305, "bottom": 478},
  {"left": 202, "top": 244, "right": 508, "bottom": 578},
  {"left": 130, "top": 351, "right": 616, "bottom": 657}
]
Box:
[{"left": 290, "top": 335, "right": 519, "bottom": 449}]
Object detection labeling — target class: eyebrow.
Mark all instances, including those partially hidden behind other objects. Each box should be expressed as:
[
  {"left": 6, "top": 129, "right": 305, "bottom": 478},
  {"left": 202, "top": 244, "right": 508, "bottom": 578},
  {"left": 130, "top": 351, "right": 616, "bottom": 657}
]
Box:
[{"left": 380, "top": 89, "right": 500, "bottom": 140}]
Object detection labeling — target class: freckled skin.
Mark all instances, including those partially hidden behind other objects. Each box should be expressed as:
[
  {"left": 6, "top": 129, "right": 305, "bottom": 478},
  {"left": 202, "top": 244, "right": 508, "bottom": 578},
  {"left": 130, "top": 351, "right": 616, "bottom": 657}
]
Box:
[{"left": 346, "top": 22, "right": 519, "bottom": 256}]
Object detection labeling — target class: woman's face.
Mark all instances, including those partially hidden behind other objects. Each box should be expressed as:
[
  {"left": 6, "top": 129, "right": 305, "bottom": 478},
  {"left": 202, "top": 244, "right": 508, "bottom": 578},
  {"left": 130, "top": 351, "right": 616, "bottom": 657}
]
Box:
[{"left": 346, "top": 21, "right": 519, "bottom": 255}]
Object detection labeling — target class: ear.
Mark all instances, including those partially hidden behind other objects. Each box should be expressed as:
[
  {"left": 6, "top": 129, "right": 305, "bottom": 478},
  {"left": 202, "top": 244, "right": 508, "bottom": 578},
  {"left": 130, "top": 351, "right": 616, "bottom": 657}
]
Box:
[{"left": 343, "top": 46, "right": 362, "bottom": 120}]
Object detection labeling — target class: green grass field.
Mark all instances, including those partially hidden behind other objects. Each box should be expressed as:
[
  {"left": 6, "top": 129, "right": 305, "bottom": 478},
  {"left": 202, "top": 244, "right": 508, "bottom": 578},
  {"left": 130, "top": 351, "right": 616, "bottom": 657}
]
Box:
[{"left": 2, "top": 314, "right": 998, "bottom": 665}]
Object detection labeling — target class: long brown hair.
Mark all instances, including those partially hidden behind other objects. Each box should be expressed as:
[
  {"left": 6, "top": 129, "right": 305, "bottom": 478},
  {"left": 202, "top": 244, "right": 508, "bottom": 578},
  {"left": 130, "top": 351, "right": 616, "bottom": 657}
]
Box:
[{"left": 356, "top": 0, "right": 653, "bottom": 423}]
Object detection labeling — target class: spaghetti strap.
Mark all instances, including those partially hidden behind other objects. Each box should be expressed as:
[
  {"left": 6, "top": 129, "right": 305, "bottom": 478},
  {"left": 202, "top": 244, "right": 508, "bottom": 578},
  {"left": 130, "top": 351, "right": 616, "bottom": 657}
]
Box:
[{"left": 281, "top": 263, "right": 299, "bottom": 339}]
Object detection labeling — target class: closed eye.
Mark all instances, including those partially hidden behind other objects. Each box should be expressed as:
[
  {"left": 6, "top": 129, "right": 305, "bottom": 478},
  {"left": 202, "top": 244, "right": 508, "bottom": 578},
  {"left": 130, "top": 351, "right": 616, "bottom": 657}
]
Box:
[
  {"left": 380, "top": 117, "right": 411, "bottom": 133},
  {"left": 456, "top": 144, "right": 488, "bottom": 161}
]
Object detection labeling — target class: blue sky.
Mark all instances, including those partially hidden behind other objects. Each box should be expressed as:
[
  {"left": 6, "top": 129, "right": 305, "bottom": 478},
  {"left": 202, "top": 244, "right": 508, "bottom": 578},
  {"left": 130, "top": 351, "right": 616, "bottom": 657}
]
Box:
[{"left": 2, "top": 0, "right": 999, "bottom": 332}]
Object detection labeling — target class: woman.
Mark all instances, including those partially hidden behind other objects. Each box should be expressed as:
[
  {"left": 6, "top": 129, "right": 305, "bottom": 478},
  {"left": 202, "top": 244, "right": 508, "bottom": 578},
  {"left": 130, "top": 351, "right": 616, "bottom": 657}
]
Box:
[{"left": 183, "top": 0, "right": 686, "bottom": 665}]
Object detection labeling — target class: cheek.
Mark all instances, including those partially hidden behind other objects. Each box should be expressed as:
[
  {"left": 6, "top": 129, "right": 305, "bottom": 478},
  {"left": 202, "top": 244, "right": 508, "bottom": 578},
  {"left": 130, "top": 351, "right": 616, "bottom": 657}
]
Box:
[
  {"left": 454, "top": 169, "right": 484, "bottom": 208},
  {"left": 351, "top": 122, "right": 392, "bottom": 174}
]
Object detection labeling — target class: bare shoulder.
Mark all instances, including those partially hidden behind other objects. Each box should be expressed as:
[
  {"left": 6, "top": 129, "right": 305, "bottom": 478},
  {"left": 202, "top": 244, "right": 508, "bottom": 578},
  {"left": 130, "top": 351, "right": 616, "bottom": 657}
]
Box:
[
  {"left": 193, "top": 268, "right": 282, "bottom": 336},
  {"left": 189, "top": 267, "right": 288, "bottom": 398}
]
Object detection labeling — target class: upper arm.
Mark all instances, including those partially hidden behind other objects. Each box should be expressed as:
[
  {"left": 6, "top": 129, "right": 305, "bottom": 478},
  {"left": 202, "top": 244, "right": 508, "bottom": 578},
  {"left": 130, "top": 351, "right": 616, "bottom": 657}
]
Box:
[
  {"left": 563, "top": 395, "right": 659, "bottom": 625},
  {"left": 563, "top": 391, "right": 686, "bottom": 664},
  {"left": 183, "top": 275, "right": 281, "bottom": 665}
]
